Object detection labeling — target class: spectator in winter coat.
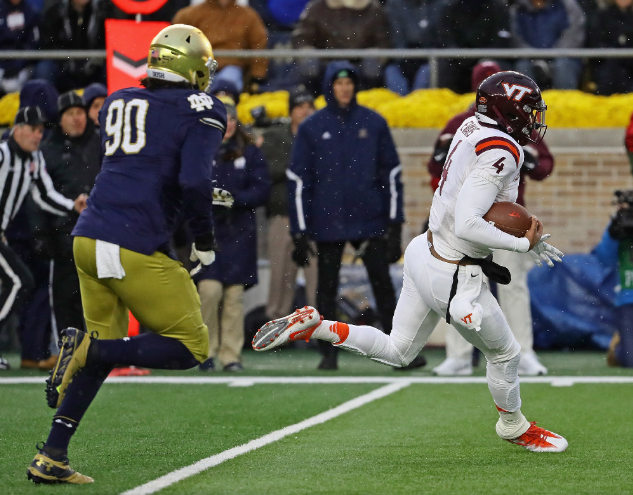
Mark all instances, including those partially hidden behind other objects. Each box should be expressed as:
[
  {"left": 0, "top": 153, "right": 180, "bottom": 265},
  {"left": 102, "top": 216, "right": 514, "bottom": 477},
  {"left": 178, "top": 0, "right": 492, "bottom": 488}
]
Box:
[
  {"left": 0, "top": 0, "right": 40, "bottom": 96},
  {"left": 435, "top": 0, "right": 512, "bottom": 93},
  {"left": 195, "top": 98, "right": 270, "bottom": 372},
  {"left": 260, "top": 89, "right": 317, "bottom": 322},
  {"left": 383, "top": 0, "right": 442, "bottom": 95},
  {"left": 292, "top": 0, "right": 391, "bottom": 95},
  {"left": 173, "top": 0, "right": 269, "bottom": 94},
  {"left": 511, "top": 0, "right": 586, "bottom": 90},
  {"left": 35, "top": 0, "right": 111, "bottom": 92},
  {"left": 19, "top": 79, "right": 58, "bottom": 125},
  {"left": 82, "top": 82, "right": 107, "bottom": 127},
  {"left": 287, "top": 61, "right": 425, "bottom": 371},
  {"left": 587, "top": 0, "right": 633, "bottom": 95},
  {"left": 36, "top": 91, "right": 101, "bottom": 333}
]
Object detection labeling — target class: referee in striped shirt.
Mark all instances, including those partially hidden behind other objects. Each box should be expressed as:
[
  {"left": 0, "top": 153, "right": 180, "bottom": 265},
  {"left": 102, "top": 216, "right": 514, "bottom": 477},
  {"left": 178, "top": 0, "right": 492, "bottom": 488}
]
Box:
[{"left": 0, "top": 107, "right": 87, "bottom": 370}]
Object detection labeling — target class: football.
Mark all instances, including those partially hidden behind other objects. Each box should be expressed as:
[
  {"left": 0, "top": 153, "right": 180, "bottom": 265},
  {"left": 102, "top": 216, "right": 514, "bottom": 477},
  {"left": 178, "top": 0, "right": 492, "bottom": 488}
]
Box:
[{"left": 483, "top": 202, "right": 533, "bottom": 237}]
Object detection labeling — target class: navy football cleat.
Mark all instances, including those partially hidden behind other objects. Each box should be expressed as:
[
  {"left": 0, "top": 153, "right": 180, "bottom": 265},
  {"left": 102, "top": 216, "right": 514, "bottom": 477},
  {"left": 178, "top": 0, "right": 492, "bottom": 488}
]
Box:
[
  {"left": 46, "top": 328, "right": 94, "bottom": 409},
  {"left": 27, "top": 446, "right": 93, "bottom": 484}
]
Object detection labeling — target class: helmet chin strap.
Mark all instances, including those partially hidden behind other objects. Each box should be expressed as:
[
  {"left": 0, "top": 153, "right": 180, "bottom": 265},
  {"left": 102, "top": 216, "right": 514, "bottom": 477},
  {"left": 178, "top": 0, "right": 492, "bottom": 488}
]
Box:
[{"left": 491, "top": 106, "right": 513, "bottom": 134}]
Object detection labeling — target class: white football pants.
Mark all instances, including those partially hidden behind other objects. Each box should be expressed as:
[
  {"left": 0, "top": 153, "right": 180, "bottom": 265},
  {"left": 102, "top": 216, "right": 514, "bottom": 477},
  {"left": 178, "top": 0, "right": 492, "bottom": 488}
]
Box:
[
  {"left": 443, "top": 250, "right": 534, "bottom": 360},
  {"left": 327, "top": 233, "right": 523, "bottom": 417}
]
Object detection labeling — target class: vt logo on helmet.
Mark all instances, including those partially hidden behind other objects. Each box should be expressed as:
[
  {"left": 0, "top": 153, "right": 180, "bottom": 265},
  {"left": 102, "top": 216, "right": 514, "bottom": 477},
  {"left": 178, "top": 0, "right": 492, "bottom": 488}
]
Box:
[
  {"left": 146, "top": 24, "right": 218, "bottom": 93},
  {"left": 501, "top": 83, "right": 533, "bottom": 101},
  {"left": 475, "top": 71, "right": 547, "bottom": 146}
]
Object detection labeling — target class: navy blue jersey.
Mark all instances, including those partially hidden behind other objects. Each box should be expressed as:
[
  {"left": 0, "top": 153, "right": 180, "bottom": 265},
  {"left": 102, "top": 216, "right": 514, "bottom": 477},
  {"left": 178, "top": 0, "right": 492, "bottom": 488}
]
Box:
[{"left": 73, "top": 87, "right": 227, "bottom": 256}]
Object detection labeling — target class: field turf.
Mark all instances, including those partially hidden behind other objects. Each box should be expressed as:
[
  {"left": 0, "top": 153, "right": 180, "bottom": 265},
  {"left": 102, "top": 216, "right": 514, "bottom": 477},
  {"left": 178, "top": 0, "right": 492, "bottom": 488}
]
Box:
[{"left": 1, "top": 348, "right": 632, "bottom": 495}]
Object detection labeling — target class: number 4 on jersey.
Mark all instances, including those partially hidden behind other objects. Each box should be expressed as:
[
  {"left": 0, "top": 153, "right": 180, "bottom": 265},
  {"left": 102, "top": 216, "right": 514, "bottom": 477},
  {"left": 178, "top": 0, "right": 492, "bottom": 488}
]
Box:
[
  {"left": 492, "top": 158, "right": 505, "bottom": 174},
  {"left": 438, "top": 140, "right": 462, "bottom": 195}
]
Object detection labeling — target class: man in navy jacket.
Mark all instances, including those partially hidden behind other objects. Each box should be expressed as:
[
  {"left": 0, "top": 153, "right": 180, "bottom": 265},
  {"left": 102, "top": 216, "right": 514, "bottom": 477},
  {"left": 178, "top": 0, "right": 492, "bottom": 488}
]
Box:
[{"left": 287, "top": 60, "right": 424, "bottom": 370}]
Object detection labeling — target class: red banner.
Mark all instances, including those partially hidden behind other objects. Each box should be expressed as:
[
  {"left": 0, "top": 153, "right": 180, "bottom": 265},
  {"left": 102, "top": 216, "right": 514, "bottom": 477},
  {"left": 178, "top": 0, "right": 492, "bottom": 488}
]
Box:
[
  {"left": 105, "top": 19, "right": 169, "bottom": 94},
  {"left": 111, "top": 0, "right": 168, "bottom": 15}
]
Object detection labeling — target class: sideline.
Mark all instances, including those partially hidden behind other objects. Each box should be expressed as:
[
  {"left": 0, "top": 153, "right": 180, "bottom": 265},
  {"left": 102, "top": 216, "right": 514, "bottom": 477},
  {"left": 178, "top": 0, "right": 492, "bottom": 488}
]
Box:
[
  {"left": 119, "top": 381, "right": 411, "bottom": 495},
  {"left": 3, "top": 375, "right": 633, "bottom": 385}
]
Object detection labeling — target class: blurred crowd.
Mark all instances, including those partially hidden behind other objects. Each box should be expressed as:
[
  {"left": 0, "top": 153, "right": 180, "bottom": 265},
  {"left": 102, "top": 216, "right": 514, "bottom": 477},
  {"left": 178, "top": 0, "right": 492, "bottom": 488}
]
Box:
[{"left": 1, "top": 0, "right": 633, "bottom": 100}]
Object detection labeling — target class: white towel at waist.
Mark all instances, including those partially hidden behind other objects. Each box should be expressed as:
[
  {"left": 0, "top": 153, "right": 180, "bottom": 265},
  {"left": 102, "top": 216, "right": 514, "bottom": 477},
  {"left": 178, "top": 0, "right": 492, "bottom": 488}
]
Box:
[{"left": 96, "top": 240, "right": 126, "bottom": 279}]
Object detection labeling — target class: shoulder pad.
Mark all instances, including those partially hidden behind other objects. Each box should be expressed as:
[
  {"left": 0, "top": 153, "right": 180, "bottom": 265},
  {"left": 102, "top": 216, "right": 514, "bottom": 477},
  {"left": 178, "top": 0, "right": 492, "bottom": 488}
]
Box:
[
  {"left": 179, "top": 91, "right": 227, "bottom": 132},
  {"left": 474, "top": 136, "right": 521, "bottom": 168}
]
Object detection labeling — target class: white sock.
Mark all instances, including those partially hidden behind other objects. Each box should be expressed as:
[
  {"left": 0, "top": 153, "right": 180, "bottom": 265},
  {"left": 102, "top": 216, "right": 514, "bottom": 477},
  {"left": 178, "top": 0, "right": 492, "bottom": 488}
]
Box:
[
  {"left": 487, "top": 354, "right": 530, "bottom": 439},
  {"left": 496, "top": 410, "right": 530, "bottom": 439},
  {"left": 311, "top": 319, "right": 348, "bottom": 344},
  {"left": 312, "top": 320, "right": 405, "bottom": 367}
]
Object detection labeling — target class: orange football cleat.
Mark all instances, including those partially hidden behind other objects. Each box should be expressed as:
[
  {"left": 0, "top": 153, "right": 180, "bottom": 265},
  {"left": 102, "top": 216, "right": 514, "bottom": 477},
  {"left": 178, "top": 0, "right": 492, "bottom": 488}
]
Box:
[
  {"left": 252, "top": 306, "right": 323, "bottom": 351},
  {"left": 507, "top": 422, "right": 568, "bottom": 452}
]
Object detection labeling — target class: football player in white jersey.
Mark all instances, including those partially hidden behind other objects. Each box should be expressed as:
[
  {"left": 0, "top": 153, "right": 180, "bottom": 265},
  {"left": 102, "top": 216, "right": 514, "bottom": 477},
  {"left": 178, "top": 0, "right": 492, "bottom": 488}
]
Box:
[{"left": 253, "top": 71, "right": 566, "bottom": 452}]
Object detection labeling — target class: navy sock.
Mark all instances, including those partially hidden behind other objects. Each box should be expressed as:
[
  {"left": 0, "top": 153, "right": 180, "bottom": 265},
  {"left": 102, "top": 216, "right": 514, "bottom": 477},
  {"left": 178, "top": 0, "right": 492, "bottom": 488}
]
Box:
[
  {"left": 45, "top": 364, "right": 112, "bottom": 454},
  {"left": 44, "top": 334, "right": 197, "bottom": 454},
  {"left": 90, "top": 333, "right": 199, "bottom": 370}
]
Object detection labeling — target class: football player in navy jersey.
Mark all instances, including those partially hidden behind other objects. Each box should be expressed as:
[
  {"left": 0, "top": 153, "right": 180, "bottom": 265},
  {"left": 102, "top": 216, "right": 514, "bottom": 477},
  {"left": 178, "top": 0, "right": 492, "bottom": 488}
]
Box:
[{"left": 27, "top": 25, "right": 229, "bottom": 484}]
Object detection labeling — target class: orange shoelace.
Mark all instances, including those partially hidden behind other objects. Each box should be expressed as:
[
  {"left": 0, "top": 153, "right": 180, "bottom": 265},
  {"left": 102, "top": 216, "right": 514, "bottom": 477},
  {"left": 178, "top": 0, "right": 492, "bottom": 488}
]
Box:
[{"left": 514, "top": 422, "right": 559, "bottom": 448}]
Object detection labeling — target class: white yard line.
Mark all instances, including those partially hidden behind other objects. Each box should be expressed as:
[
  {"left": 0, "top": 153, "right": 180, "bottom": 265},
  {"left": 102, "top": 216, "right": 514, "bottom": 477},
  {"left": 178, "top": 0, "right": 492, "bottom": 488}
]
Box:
[
  {"left": 3, "top": 375, "right": 633, "bottom": 385},
  {"left": 119, "top": 381, "right": 411, "bottom": 495}
]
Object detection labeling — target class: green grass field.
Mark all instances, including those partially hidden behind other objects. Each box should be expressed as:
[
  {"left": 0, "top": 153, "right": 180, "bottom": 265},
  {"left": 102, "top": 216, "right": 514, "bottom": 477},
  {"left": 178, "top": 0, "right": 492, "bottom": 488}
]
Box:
[{"left": 1, "top": 348, "right": 632, "bottom": 495}]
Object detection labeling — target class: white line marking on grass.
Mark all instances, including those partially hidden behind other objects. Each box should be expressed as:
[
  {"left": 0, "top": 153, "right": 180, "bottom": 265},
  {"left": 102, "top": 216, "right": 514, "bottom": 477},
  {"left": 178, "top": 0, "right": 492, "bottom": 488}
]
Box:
[
  {"left": 551, "top": 379, "right": 575, "bottom": 387},
  {"left": 3, "top": 376, "right": 633, "bottom": 385},
  {"left": 120, "top": 381, "right": 411, "bottom": 495},
  {"left": 227, "top": 379, "right": 256, "bottom": 387}
]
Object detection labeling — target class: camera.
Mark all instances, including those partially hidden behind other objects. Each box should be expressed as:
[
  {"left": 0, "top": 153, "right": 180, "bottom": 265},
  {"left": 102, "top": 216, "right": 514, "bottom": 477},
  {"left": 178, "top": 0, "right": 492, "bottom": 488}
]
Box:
[
  {"left": 615, "top": 189, "right": 633, "bottom": 206},
  {"left": 609, "top": 190, "right": 633, "bottom": 240},
  {"left": 249, "top": 106, "right": 286, "bottom": 128}
]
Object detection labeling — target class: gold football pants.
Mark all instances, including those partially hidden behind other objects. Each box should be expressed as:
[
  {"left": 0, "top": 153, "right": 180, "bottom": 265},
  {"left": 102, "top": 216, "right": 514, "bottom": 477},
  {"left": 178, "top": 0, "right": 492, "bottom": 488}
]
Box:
[{"left": 73, "top": 236, "right": 209, "bottom": 363}]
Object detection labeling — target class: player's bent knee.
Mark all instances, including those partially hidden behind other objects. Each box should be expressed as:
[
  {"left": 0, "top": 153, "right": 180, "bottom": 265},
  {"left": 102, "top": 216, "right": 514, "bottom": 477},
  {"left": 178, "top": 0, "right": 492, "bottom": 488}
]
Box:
[
  {"left": 487, "top": 353, "right": 521, "bottom": 383},
  {"left": 392, "top": 347, "right": 418, "bottom": 368}
]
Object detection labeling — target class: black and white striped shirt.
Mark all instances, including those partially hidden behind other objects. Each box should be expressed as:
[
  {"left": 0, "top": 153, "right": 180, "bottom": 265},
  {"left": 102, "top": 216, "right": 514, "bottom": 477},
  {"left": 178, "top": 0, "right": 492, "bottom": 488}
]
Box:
[{"left": 0, "top": 137, "right": 74, "bottom": 232}]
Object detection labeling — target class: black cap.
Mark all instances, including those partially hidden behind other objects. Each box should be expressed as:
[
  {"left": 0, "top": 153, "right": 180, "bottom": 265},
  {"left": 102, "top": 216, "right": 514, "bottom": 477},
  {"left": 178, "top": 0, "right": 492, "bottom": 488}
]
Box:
[
  {"left": 57, "top": 91, "right": 85, "bottom": 116},
  {"left": 14, "top": 106, "right": 46, "bottom": 126},
  {"left": 289, "top": 90, "right": 315, "bottom": 113}
]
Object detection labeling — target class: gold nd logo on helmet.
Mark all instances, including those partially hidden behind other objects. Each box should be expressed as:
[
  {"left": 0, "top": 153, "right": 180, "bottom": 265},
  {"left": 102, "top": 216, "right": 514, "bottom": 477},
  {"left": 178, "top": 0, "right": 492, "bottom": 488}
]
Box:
[{"left": 146, "top": 24, "right": 218, "bottom": 93}]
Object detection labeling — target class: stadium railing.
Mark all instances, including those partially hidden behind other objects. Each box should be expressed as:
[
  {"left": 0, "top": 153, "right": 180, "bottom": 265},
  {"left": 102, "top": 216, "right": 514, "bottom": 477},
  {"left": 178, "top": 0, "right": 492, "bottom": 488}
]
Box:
[{"left": 1, "top": 48, "right": 633, "bottom": 88}]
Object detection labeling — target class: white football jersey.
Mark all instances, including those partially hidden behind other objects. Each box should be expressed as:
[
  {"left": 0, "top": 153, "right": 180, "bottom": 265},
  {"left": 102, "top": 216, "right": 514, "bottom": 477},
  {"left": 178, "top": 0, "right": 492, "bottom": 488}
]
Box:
[{"left": 429, "top": 116, "right": 525, "bottom": 260}]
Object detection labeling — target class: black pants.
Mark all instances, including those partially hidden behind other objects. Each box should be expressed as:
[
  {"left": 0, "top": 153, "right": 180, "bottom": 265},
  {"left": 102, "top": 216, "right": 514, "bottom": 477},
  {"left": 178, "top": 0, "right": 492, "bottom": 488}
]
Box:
[
  {"left": 11, "top": 238, "right": 53, "bottom": 362},
  {"left": 48, "top": 235, "right": 85, "bottom": 332},
  {"left": 316, "top": 238, "right": 396, "bottom": 358},
  {"left": 0, "top": 241, "right": 34, "bottom": 330},
  {"left": 616, "top": 305, "right": 633, "bottom": 368}
]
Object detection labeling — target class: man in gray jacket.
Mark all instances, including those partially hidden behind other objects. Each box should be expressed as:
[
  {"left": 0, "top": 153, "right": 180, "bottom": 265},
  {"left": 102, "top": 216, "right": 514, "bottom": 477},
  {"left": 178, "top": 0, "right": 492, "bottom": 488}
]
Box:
[{"left": 260, "top": 90, "right": 318, "bottom": 323}]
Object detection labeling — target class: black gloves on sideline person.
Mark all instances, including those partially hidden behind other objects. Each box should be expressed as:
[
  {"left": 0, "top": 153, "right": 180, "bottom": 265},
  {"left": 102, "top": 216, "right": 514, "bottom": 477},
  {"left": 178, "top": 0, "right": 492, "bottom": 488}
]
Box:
[
  {"left": 385, "top": 223, "right": 402, "bottom": 264},
  {"left": 292, "top": 233, "right": 315, "bottom": 267}
]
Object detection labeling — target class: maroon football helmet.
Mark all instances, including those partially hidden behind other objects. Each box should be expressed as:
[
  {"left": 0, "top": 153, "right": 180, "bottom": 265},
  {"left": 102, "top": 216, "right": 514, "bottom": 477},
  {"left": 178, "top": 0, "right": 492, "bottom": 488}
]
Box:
[{"left": 475, "top": 71, "right": 547, "bottom": 146}]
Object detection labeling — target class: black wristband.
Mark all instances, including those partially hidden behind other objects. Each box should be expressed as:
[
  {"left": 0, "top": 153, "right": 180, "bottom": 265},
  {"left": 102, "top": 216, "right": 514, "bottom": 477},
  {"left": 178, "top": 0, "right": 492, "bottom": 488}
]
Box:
[{"left": 194, "top": 232, "right": 216, "bottom": 252}]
